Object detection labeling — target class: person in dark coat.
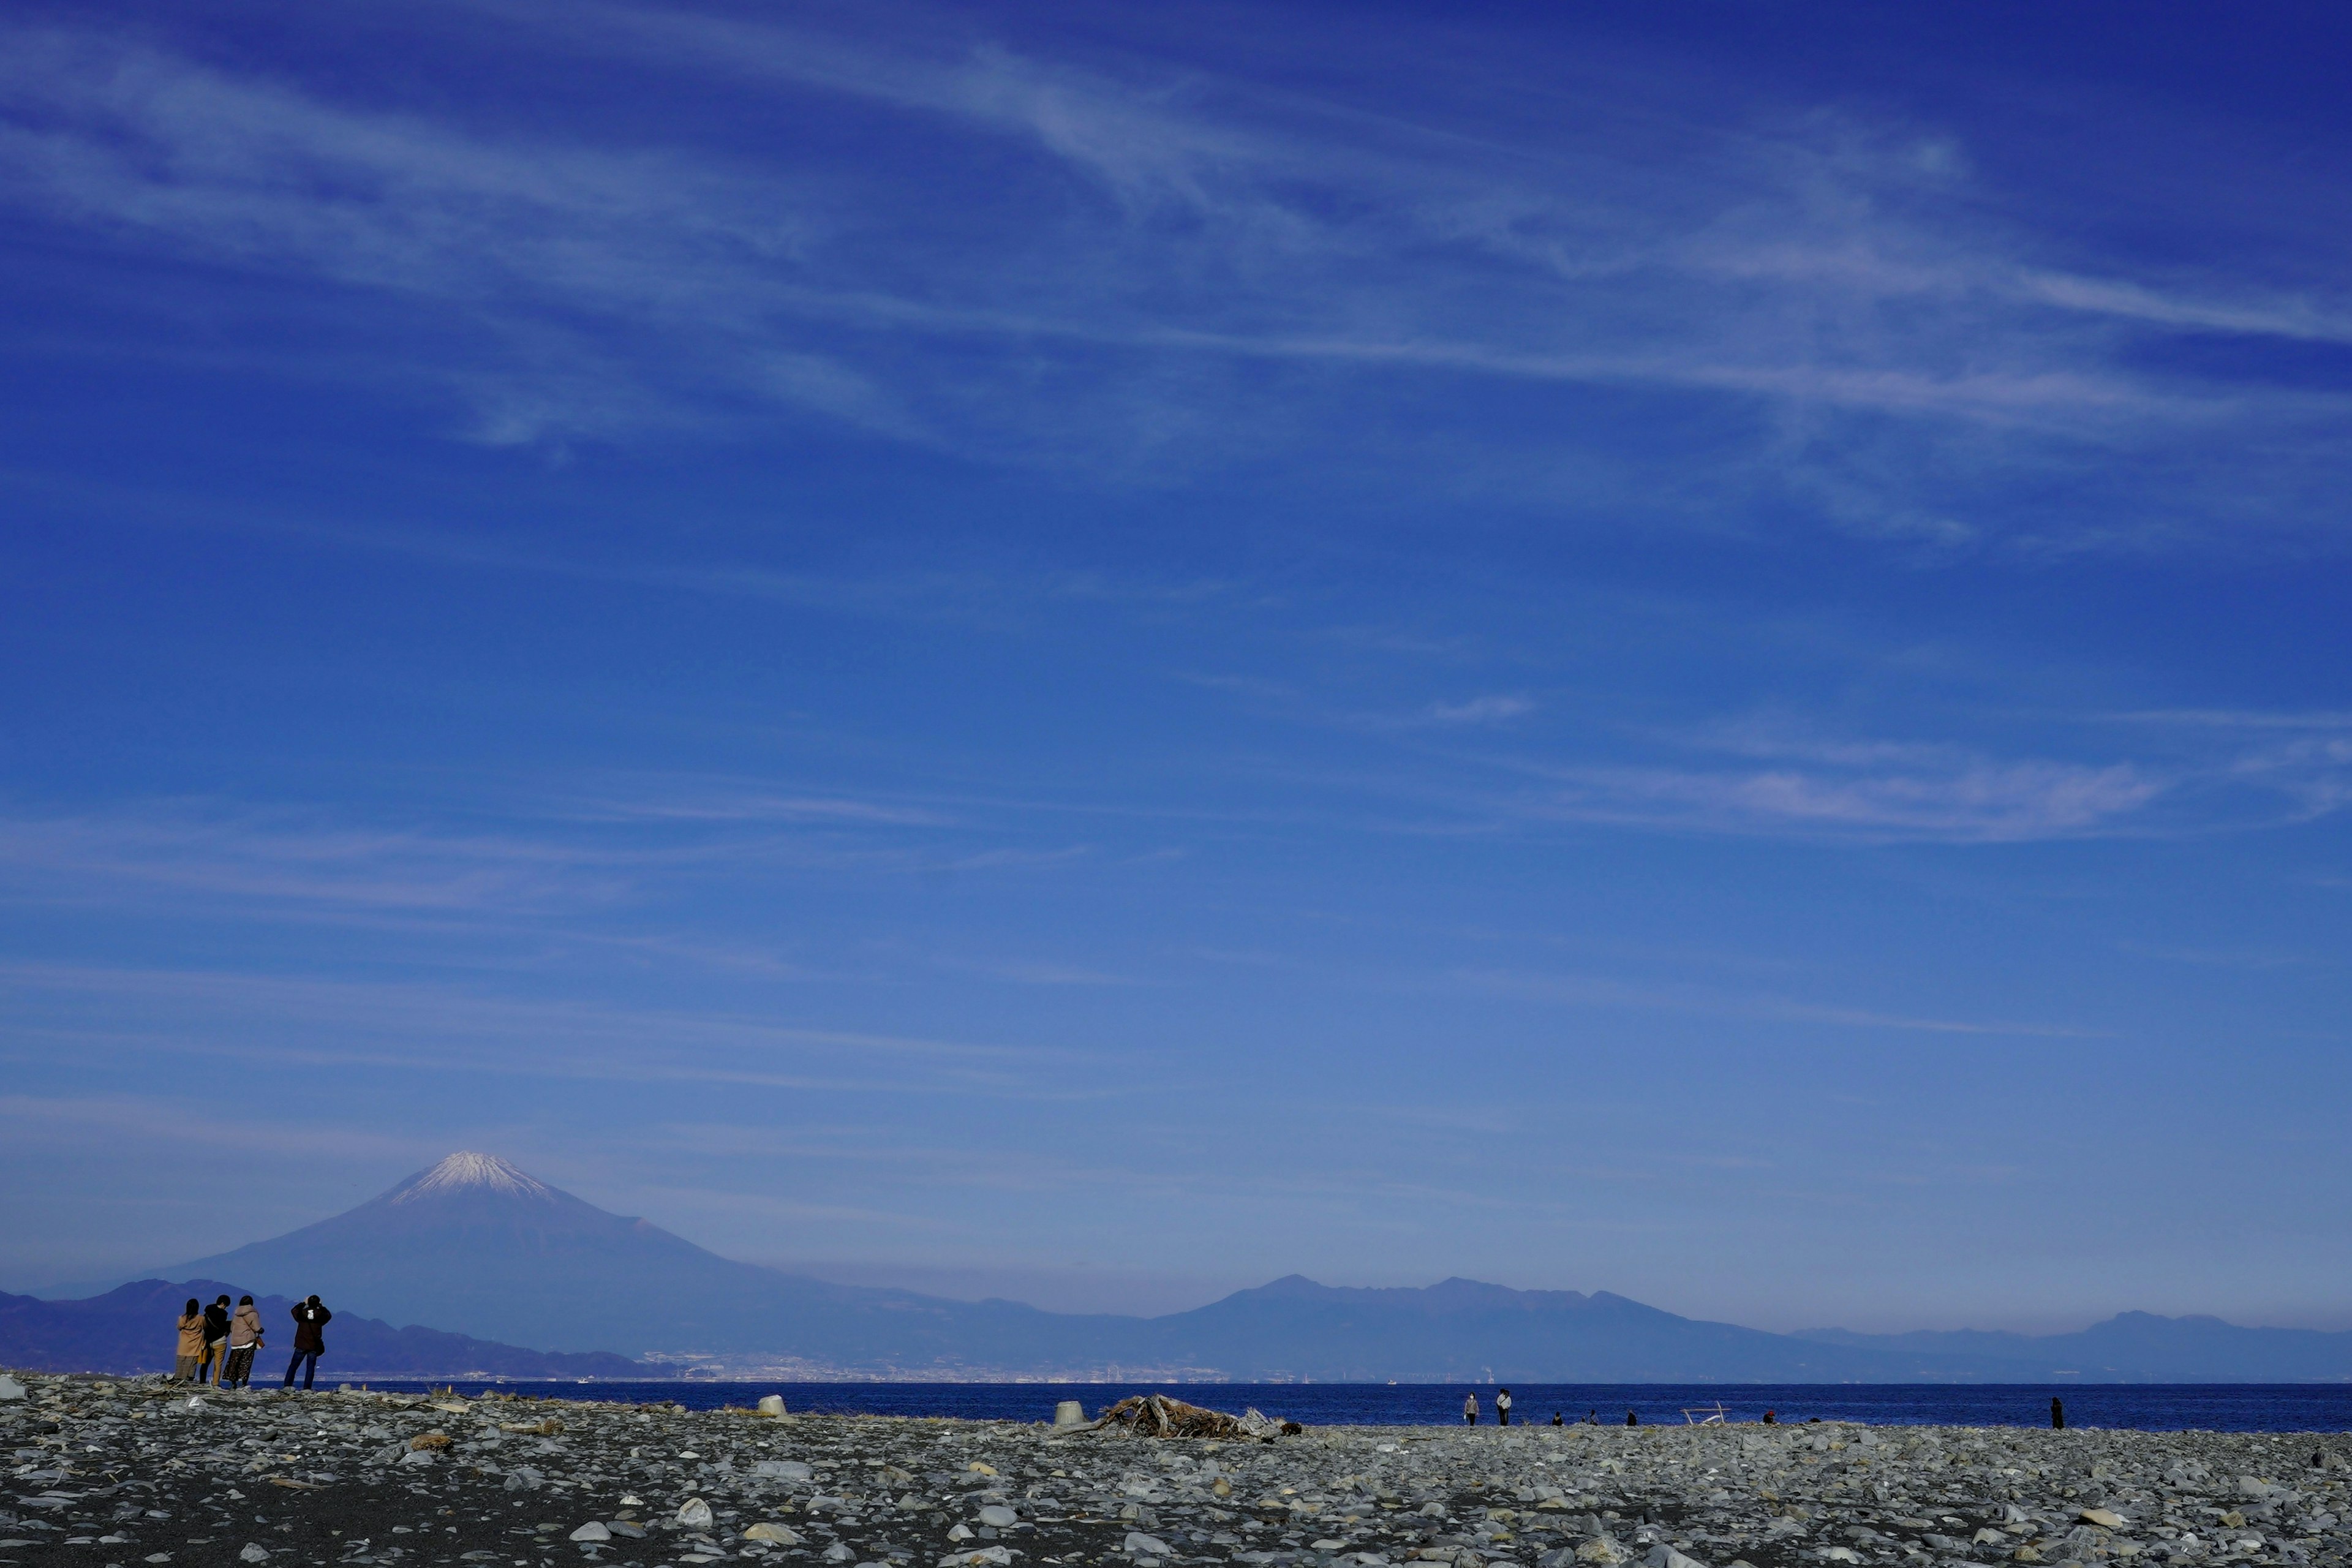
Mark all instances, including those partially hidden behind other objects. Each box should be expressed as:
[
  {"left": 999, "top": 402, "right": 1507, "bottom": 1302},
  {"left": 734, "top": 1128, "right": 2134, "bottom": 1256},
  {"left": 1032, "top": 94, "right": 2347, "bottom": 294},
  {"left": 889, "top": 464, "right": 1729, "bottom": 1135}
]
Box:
[
  {"left": 283, "top": 1295, "right": 332, "bottom": 1390},
  {"left": 1625, "top": 1409, "right": 1638, "bottom": 1427},
  {"left": 200, "top": 1295, "right": 232, "bottom": 1386},
  {"left": 2051, "top": 1397, "right": 2064, "bottom": 1430}
]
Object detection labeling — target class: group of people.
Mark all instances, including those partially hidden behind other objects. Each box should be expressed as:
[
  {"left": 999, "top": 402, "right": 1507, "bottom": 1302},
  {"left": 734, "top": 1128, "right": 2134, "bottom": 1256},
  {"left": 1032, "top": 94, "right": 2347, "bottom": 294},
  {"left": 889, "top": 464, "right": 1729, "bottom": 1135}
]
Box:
[
  {"left": 1465, "top": 1388, "right": 1608, "bottom": 1425},
  {"left": 173, "top": 1294, "right": 333, "bottom": 1389},
  {"left": 1457, "top": 1392, "right": 1657, "bottom": 1428}
]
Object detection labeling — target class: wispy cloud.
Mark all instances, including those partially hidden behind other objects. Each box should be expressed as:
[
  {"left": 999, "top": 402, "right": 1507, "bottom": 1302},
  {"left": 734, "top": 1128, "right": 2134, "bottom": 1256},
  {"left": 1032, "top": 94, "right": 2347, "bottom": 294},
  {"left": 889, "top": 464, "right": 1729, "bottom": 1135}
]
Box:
[
  {"left": 0, "top": 804, "right": 624, "bottom": 914},
  {"left": 1532, "top": 759, "right": 2162, "bottom": 843},
  {"left": 1421, "top": 695, "right": 1535, "bottom": 725},
  {"left": 0, "top": 960, "right": 1123, "bottom": 1100},
  {"left": 1, "top": 7, "right": 2345, "bottom": 541},
  {"left": 1448, "top": 968, "right": 2104, "bottom": 1039}
]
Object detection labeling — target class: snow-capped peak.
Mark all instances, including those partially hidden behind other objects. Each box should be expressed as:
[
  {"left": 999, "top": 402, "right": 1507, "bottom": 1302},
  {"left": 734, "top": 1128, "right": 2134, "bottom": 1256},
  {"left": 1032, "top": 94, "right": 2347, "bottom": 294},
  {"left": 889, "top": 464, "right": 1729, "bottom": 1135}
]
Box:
[{"left": 391, "top": 1151, "right": 556, "bottom": 1204}]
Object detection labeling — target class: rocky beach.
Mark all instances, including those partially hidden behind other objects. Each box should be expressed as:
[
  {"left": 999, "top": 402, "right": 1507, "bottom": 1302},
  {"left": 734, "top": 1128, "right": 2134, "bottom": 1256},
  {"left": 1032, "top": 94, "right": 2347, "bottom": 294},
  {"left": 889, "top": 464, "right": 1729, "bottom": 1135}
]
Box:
[{"left": 4, "top": 1373, "right": 2347, "bottom": 1568}]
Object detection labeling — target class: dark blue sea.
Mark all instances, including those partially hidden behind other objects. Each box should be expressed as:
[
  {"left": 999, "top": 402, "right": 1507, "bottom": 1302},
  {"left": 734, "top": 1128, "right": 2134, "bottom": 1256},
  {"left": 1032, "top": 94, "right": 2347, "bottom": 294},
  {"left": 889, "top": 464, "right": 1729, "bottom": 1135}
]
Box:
[{"left": 345, "top": 1382, "right": 2352, "bottom": 1433}]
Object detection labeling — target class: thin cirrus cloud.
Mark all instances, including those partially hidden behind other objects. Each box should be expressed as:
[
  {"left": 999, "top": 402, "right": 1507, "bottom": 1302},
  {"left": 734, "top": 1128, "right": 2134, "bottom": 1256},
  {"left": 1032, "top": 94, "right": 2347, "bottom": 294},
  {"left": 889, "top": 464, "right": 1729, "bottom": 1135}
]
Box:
[
  {"left": 1445, "top": 968, "right": 2102, "bottom": 1040},
  {"left": 0, "top": 7, "right": 2346, "bottom": 541},
  {"left": 1533, "top": 758, "right": 2164, "bottom": 843},
  {"left": 0, "top": 960, "right": 1111, "bottom": 1091}
]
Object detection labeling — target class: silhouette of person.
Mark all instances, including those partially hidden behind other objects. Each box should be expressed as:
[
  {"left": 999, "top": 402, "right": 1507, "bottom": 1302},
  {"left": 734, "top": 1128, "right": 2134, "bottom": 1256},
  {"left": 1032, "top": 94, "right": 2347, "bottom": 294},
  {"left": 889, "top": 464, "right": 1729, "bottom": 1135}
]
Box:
[
  {"left": 1625, "top": 1409, "right": 1638, "bottom": 1427},
  {"left": 1497, "top": 1387, "right": 1513, "bottom": 1427},
  {"left": 2051, "top": 1397, "right": 2065, "bottom": 1431}
]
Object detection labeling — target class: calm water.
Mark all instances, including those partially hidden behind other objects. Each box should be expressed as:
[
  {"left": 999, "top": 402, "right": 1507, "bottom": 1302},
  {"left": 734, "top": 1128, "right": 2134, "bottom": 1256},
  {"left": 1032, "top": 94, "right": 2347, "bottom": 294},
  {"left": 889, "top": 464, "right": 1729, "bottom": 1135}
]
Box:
[{"left": 345, "top": 1381, "right": 2352, "bottom": 1433}]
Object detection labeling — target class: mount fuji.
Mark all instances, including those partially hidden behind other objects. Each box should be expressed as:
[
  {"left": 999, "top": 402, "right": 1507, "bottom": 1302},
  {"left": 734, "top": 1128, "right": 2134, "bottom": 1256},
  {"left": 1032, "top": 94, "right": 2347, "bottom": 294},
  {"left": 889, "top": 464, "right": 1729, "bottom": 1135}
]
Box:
[{"left": 167, "top": 1152, "right": 1133, "bottom": 1370}]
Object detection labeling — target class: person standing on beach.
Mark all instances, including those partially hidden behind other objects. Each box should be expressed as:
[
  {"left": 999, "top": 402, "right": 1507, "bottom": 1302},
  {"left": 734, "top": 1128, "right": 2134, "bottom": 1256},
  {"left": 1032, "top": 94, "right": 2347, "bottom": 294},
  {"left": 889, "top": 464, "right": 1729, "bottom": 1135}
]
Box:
[
  {"left": 173, "top": 1298, "right": 205, "bottom": 1382},
  {"left": 1496, "top": 1387, "right": 1513, "bottom": 1426},
  {"left": 200, "top": 1295, "right": 232, "bottom": 1385},
  {"left": 1625, "top": 1409, "right": 1638, "bottom": 1427},
  {"left": 223, "top": 1295, "right": 264, "bottom": 1389},
  {"left": 1551, "top": 1411, "right": 1563, "bottom": 1427},
  {"left": 284, "top": 1294, "right": 331, "bottom": 1389},
  {"left": 1462, "top": 1393, "right": 1478, "bottom": 1425},
  {"left": 2051, "top": 1398, "right": 2064, "bottom": 1430}
]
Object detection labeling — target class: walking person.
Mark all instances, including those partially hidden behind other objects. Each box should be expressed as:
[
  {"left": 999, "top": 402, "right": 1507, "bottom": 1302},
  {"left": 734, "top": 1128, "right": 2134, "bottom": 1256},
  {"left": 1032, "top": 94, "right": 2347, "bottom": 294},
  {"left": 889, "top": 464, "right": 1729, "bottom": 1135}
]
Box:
[
  {"left": 283, "top": 1294, "right": 331, "bottom": 1390},
  {"left": 1462, "top": 1393, "right": 1479, "bottom": 1425},
  {"left": 1496, "top": 1387, "right": 1513, "bottom": 1427},
  {"left": 223, "top": 1295, "right": 265, "bottom": 1389},
  {"left": 200, "top": 1295, "right": 232, "bottom": 1386},
  {"left": 173, "top": 1298, "right": 205, "bottom": 1383}
]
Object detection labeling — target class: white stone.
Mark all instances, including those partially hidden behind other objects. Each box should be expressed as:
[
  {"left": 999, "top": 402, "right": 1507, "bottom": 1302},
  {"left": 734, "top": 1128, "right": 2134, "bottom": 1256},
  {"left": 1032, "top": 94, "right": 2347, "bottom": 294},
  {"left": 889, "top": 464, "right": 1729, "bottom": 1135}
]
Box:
[
  {"left": 570, "top": 1523, "right": 612, "bottom": 1542},
  {"left": 756, "top": 1395, "right": 788, "bottom": 1417},
  {"left": 1125, "top": 1532, "right": 1174, "bottom": 1558},
  {"left": 756, "top": 1460, "right": 814, "bottom": 1481},
  {"left": 239, "top": 1546, "right": 270, "bottom": 1564},
  {"left": 746, "top": 1523, "right": 801, "bottom": 1545},
  {"left": 678, "top": 1498, "right": 714, "bottom": 1528},
  {"left": 1646, "top": 1547, "right": 1709, "bottom": 1568},
  {"left": 978, "top": 1505, "right": 1019, "bottom": 1528},
  {"left": 949, "top": 1523, "right": 976, "bottom": 1542},
  {"left": 940, "top": 1551, "right": 1014, "bottom": 1568},
  {"left": 1054, "top": 1401, "right": 1087, "bottom": 1427},
  {"left": 0, "top": 1375, "right": 24, "bottom": 1402}
]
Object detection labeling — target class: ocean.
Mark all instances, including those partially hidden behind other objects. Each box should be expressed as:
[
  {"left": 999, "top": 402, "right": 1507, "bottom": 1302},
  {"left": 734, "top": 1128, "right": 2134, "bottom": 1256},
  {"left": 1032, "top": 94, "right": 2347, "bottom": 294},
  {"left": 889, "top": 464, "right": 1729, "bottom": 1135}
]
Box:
[{"left": 344, "top": 1381, "right": 2352, "bottom": 1433}]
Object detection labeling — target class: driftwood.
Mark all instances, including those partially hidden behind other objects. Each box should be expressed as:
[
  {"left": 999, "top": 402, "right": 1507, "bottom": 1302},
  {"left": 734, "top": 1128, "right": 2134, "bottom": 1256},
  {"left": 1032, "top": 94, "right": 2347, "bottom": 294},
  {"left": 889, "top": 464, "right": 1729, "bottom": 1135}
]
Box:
[{"left": 1095, "top": 1394, "right": 1301, "bottom": 1440}]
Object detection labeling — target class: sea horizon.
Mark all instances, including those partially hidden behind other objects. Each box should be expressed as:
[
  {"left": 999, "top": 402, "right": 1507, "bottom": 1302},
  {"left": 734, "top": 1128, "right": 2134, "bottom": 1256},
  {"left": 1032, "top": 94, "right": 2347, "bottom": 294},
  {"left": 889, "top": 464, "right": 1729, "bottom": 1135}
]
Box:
[{"left": 270, "top": 1378, "right": 2352, "bottom": 1433}]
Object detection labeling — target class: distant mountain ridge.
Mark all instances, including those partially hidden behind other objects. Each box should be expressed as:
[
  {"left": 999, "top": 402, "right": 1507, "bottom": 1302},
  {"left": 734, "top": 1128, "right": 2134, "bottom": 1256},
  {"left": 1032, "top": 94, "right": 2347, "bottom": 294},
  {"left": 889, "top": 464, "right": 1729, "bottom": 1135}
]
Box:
[
  {"left": 79, "top": 1152, "right": 2348, "bottom": 1383},
  {"left": 0, "top": 1278, "right": 647, "bottom": 1378},
  {"left": 1793, "top": 1313, "right": 2352, "bottom": 1382}
]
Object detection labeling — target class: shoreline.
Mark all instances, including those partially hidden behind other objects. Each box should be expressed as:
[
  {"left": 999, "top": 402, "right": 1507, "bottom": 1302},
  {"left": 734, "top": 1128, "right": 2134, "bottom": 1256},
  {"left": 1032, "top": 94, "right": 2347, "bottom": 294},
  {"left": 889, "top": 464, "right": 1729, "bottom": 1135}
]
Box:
[{"left": 6, "top": 1372, "right": 2351, "bottom": 1568}]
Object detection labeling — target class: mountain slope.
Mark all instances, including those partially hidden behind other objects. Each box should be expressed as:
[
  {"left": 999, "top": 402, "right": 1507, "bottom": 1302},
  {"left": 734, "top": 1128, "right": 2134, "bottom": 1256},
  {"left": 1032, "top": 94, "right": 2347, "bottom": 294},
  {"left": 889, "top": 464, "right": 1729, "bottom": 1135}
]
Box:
[
  {"left": 0, "top": 1278, "right": 647, "bottom": 1378},
  {"left": 1135, "top": 1276, "right": 1973, "bottom": 1381},
  {"left": 1795, "top": 1312, "right": 2352, "bottom": 1381}
]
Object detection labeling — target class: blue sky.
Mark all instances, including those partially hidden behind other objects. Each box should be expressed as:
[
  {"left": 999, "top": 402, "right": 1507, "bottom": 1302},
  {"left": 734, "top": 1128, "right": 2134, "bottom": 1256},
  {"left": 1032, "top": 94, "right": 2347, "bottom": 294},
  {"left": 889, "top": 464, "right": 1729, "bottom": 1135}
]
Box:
[{"left": 3, "top": 0, "right": 2350, "bottom": 1334}]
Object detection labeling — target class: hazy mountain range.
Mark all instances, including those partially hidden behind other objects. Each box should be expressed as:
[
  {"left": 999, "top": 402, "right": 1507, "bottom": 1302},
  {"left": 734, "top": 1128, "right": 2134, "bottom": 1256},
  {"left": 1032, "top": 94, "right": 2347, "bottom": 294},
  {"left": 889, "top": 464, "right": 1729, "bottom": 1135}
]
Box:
[
  {"left": 21, "top": 1153, "right": 2352, "bottom": 1382},
  {"left": 1, "top": 1276, "right": 645, "bottom": 1379}
]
